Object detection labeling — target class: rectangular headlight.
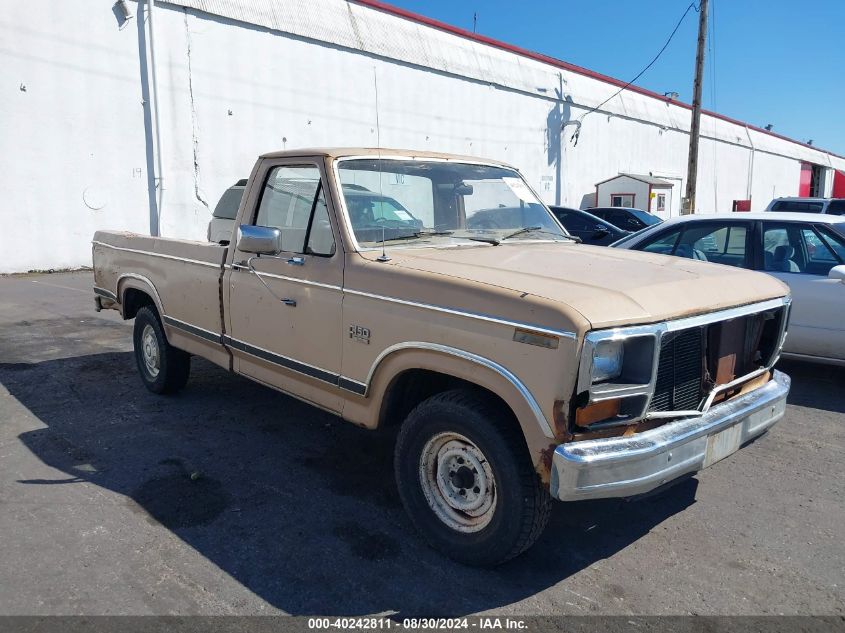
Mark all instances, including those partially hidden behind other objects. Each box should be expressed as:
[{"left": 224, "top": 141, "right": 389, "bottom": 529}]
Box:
[{"left": 591, "top": 338, "right": 624, "bottom": 383}]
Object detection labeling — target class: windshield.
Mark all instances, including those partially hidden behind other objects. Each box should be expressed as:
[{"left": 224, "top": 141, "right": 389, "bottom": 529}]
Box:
[
  {"left": 337, "top": 159, "right": 568, "bottom": 248},
  {"left": 629, "top": 209, "right": 662, "bottom": 226}
]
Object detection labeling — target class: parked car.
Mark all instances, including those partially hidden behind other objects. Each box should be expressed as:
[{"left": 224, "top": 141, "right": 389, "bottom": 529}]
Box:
[
  {"left": 207, "top": 179, "right": 248, "bottom": 243},
  {"left": 612, "top": 212, "right": 845, "bottom": 365},
  {"left": 93, "top": 148, "right": 790, "bottom": 565},
  {"left": 549, "top": 206, "right": 630, "bottom": 245},
  {"left": 588, "top": 206, "right": 663, "bottom": 232},
  {"left": 765, "top": 197, "right": 845, "bottom": 215}
]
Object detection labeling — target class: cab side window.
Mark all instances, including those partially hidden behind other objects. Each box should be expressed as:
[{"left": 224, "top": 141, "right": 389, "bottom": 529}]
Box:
[
  {"left": 307, "top": 188, "right": 336, "bottom": 256},
  {"left": 254, "top": 166, "right": 336, "bottom": 256}
]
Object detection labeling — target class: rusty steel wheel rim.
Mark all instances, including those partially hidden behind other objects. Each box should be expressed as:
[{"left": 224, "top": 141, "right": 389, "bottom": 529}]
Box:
[{"left": 419, "top": 431, "right": 496, "bottom": 533}]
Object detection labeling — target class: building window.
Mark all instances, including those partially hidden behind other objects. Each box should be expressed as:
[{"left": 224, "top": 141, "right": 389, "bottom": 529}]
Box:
[
  {"left": 656, "top": 193, "right": 666, "bottom": 212},
  {"left": 611, "top": 194, "right": 634, "bottom": 207}
]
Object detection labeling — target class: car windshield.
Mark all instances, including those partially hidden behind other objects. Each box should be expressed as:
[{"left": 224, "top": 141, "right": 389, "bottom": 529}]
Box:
[
  {"left": 337, "top": 158, "right": 568, "bottom": 248},
  {"left": 628, "top": 209, "right": 662, "bottom": 226}
]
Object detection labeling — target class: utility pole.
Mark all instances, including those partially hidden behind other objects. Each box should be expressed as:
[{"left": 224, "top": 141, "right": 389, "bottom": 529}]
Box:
[{"left": 683, "top": 0, "right": 708, "bottom": 215}]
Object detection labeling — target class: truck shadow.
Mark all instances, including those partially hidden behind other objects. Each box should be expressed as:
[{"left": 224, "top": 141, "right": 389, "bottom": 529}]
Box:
[{"left": 6, "top": 352, "right": 697, "bottom": 616}]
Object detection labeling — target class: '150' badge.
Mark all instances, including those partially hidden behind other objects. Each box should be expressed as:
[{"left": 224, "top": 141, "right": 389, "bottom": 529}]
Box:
[{"left": 349, "top": 325, "right": 370, "bottom": 344}]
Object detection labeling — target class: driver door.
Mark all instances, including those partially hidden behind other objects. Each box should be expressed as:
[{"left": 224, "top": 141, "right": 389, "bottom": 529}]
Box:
[{"left": 227, "top": 159, "right": 345, "bottom": 412}]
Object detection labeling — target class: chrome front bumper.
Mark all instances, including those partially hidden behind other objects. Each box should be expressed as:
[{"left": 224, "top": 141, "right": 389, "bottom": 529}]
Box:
[{"left": 550, "top": 370, "right": 790, "bottom": 501}]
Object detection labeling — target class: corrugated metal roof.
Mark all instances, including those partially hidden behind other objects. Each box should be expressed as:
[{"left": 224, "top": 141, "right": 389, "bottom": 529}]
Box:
[{"left": 621, "top": 173, "right": 674, "bottom": 186}]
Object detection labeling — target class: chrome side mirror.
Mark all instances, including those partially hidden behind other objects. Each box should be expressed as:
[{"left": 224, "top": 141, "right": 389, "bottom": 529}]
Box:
[
  {"left": 237, "top": 225, "right": 282, "bottom": 255},
  {"left": 829, "top": 264, "right": 845, "bottom": 283}
]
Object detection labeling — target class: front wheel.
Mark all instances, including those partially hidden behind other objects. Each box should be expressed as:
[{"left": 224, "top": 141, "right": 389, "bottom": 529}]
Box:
[
  {"left": 132, "top": 306, "right": 191, "bottom": 394},
  {"left": 394, "top": 389, "right": 551, "bottom": 566}
]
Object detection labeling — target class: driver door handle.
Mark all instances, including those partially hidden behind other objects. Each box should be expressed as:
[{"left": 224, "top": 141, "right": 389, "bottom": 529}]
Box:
[{"left": 287, "top": 256, "right": 305, "bottom": 266}]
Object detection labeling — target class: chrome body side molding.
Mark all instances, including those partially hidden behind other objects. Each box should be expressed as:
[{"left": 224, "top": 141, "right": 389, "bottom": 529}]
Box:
[
  {"left": 363, "top": 341, "right": 555, "bottom": 438},
  {"left": 92, "top": 240, "right": 223, "bottom": 268},
  {"left": 115, "top": 273, "right": 166, "bottom": 317},
  {"left": 344, "top": 288, "right": 577, "bottom": 340},
  {"left": 229, "top": 263, "right": 343, "bottom": 291}
]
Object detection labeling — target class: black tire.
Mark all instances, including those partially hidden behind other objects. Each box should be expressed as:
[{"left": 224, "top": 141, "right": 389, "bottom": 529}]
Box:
[
  {"left": 394, "top": 389, "right": 551, "bottom": 566},
  {"left": 132, "top": 306, "right": 191, "bottom": 394}
]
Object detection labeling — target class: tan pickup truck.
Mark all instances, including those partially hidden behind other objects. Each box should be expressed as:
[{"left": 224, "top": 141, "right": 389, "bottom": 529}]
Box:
[{"left": 93, "top": 148, "right": 791, "bottom": 566}]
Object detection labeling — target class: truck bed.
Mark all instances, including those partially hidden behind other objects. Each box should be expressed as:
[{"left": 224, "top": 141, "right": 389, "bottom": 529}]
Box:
[{"left": 92, "top": 230, "right": 231, "bottom": 369}]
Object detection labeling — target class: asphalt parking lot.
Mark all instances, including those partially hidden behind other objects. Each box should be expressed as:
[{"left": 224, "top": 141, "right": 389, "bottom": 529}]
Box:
[{"left": 1, "top": 271, "right": 843, "bottom": 616}]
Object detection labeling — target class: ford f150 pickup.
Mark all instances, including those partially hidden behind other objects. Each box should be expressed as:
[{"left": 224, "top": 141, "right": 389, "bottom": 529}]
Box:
[{"left": 93, "top": 148, "right": 792, "bottom": 566}]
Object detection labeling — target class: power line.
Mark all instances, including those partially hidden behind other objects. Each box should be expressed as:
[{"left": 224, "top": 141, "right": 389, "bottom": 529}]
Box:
[{"left": 570, "top": 1, "right": 699, "bottom": 144}]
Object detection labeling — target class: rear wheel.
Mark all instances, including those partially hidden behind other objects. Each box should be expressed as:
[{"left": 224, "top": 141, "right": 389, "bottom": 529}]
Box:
[
  {"left": 133, "top": 306, "right": 190, "bottom": 394},
  {"left": 394, "top": 389, "right": 551, "bottom": 566}
]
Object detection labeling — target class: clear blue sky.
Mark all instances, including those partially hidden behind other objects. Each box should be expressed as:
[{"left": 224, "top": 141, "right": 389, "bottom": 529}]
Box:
[{"left": 385, "top": 0, "right": 845, "bottom": 156}]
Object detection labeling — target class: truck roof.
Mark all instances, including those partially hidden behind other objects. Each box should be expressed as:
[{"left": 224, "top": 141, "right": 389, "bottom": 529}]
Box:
[{"left": 258, "top": 147, "right": 517, "bottom": 168}]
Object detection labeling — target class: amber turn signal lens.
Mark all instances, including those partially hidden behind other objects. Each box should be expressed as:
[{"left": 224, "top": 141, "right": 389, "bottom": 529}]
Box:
[{"left": 575, "top": 398, "right": 621, "bottom": 427}]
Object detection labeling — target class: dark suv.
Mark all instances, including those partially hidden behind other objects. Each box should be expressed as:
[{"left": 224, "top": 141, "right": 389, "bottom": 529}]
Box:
[
  {"left": 549, "top": 207, "right": 629, "bottom": 245},
  {"left": 589, "top": 207, "right": 662, "bottom": 232}
]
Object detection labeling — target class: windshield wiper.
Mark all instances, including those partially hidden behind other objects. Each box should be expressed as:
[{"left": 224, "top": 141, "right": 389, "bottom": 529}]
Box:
[
  {"left": 460, "top": 235, "right": 501, "bottom": 245},
  {"left": 373, "top": 229, "right": 453, "bottom": 245},
  {"left": 499, "top": 226, "right": 575, "bottom": 242}
]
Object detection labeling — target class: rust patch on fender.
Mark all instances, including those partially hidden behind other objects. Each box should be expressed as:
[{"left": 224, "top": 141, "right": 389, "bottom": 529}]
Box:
[
  {"left": 536, "top": 444, "right": 558, "bottom": 486},
  {"left": 552, "top": 399, "right": 573, "bottom": 440}
]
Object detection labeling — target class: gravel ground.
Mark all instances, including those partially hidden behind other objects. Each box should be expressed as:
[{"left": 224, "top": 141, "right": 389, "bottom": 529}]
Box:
[{"left": 0, "top": 271, "right": 842, "bottom": 616}]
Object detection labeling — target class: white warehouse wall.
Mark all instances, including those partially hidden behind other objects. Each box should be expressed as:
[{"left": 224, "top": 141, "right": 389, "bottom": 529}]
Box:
[{"left": 2, "top": 0, "right": 844, "bottom": 273}]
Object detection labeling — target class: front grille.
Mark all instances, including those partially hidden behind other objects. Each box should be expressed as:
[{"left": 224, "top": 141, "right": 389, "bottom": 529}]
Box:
[{"left": 649, "top": 328, "right": 704, "bottom": 412}]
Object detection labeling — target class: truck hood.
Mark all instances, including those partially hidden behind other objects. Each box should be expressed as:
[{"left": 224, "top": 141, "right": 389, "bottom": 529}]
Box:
[{"left": 370, "top": 242, "right": 789, "bottom": 329}]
